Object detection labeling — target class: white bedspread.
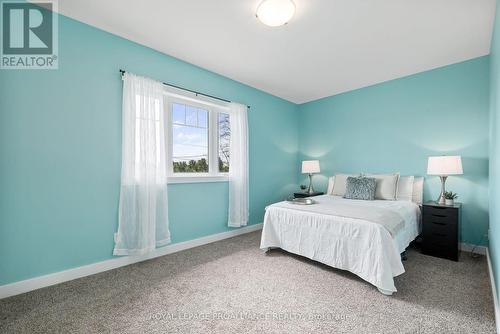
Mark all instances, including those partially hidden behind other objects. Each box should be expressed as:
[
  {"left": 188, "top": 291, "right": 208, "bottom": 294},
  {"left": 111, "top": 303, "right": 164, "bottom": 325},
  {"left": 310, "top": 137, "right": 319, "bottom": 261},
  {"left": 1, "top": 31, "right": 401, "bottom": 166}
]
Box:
[{"left": 260, "top": 195, "right": 420, "bottom": 293}]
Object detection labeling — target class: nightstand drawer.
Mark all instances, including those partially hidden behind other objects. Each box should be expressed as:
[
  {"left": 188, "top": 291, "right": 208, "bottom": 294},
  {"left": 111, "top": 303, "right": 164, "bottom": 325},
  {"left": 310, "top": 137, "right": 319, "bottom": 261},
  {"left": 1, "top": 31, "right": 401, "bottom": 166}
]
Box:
[
  {"left": 422, "top": 214, "right": 456, "bottom": 226},
  {"left": 423, "top": 217, "right": 457, "bottom": 246},
  {"left": 423, "top": 205, "right": 458, "bottom": 219},
  {"left": 423, "top": 218, "right": 456, "bottom": 233},
  {"left": 423, "top": 229, "right": 456, "bottom": 246}
]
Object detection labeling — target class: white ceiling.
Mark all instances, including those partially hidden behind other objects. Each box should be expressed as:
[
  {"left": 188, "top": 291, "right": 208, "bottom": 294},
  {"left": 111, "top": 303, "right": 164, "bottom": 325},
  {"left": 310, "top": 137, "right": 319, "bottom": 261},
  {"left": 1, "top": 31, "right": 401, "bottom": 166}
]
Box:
[{"left": 57, "top": 0, "right": 496, "bottom": 104}]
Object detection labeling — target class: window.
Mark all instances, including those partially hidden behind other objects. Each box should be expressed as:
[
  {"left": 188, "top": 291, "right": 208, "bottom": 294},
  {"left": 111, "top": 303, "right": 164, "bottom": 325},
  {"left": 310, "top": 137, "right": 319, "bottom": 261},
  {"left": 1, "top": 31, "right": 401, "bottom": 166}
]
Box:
[
  {"left": 171, "top": 103, "right": 209, "bottom": 173},
  {"left": 166, "top": 93, "right": 230, "bottom": 180}
]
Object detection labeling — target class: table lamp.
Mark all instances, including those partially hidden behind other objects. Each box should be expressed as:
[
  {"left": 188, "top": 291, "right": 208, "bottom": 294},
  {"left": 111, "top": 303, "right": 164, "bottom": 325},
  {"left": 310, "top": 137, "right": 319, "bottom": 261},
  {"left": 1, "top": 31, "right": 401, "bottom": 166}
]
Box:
[
  {"left": 302, "top": 160, "right": 320, "bottom": 194},
  {"left": 427, "top": 156, "right": 463, "bottom": 205}
]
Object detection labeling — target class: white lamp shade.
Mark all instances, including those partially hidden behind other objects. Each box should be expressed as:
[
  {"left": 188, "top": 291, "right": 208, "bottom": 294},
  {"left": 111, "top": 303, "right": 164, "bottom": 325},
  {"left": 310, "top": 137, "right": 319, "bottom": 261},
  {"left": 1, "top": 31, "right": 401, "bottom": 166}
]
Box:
[
  {"left": 256, "top": 0, "right": 296, "bottom": 27},
  {"left": 427, "top": 156, "right": 463, "bottom": 175},
  {"left": 302, "top": 160, "right": 320, "bottom": 174}
]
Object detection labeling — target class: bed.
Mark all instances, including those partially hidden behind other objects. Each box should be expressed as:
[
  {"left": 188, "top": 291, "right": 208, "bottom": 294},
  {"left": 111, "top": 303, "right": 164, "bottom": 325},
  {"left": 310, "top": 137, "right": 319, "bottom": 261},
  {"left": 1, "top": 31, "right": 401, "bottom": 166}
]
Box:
[{"left": 260, "top": 175, "right": 423, "bottom": 295}]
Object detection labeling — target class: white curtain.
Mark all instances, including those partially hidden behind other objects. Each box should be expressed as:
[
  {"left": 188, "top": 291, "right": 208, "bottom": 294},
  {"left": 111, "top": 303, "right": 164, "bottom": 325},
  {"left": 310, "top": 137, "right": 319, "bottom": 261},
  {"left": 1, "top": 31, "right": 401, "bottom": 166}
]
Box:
[
  {"left": 228, "top": 102, "right": 249, "bottom": 227},
  {"left": 113, "top": 73, "right": 170, "bottom": 256}
]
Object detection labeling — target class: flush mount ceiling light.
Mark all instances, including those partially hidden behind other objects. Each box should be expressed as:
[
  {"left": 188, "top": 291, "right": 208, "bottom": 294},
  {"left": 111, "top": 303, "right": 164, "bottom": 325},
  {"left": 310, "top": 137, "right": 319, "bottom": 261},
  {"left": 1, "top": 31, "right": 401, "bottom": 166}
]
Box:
[{"left": 256, "top": 0, "right": 296, "bottom": 27}]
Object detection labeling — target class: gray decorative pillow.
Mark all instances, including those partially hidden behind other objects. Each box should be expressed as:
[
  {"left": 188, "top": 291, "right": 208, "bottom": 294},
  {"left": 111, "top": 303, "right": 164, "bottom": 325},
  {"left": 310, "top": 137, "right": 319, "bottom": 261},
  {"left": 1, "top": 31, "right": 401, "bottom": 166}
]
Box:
[{"left": 343, "top": 176, "right": 376, "bottom": 200}]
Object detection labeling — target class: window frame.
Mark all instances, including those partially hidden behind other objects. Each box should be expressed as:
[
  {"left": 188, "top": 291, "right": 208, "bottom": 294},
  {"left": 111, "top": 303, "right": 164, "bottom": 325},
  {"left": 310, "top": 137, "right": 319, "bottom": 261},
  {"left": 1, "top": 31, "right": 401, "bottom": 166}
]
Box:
[{"left": 164, "top": 88, "right": 230, "bottom": 183}]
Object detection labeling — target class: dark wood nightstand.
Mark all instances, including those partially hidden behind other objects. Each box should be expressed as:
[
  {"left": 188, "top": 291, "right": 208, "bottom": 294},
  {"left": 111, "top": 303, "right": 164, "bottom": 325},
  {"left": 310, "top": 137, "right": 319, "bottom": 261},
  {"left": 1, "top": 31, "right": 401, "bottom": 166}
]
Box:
[
  {"left": 421, "top": 201, "right": 461, "bottom": 261},
  {"left": 294, "top": 191, "right": 324, "bottom": 198}
]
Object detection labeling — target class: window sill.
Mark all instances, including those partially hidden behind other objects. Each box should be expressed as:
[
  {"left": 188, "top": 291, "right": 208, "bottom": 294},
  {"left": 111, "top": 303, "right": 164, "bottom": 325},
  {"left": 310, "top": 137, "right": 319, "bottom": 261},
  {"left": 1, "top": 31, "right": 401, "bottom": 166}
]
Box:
[{"left": 167, "top": 175, "right": 229, "bottom": 184}]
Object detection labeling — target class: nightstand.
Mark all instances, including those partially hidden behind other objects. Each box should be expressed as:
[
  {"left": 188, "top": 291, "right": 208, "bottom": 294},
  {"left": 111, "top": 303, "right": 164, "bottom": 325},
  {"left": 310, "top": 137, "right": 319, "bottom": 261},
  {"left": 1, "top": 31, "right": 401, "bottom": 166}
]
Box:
[
  {"left": 421, "top": 201, "right": 461, "bottom": 261},
  {"left": 294, "top": 191, "right": 324, "bottom": 198}
]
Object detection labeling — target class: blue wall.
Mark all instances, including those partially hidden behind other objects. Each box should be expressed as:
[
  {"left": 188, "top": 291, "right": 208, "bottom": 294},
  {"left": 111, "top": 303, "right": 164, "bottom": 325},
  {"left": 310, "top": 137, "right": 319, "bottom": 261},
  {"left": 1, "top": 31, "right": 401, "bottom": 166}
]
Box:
[
  {"left": 489, "top": 0, "right": 500, "bottom": 299},
  {"left": 298, "top": 57, "right": 490, "bottom": 246},
  {"left": 0, "top": 15, "right": 299, "bottom": 285}
]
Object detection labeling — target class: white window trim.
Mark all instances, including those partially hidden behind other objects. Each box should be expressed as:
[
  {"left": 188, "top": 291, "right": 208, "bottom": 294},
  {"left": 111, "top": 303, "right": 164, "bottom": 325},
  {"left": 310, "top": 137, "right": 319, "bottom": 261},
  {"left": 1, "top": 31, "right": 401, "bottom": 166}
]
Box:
[
  {"left": 167, "top": 175, "right": 228, "bottom": 184},
  {"left": 164, "top": 88, "right": 230, "bottom": 183}
]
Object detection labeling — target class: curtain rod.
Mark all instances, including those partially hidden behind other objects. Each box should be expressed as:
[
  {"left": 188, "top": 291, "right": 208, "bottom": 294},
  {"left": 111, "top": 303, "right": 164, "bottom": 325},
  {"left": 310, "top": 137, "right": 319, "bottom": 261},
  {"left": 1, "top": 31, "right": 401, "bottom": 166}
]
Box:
[{"left": 119, "top": 69, "right": 250, "bottom": 109}]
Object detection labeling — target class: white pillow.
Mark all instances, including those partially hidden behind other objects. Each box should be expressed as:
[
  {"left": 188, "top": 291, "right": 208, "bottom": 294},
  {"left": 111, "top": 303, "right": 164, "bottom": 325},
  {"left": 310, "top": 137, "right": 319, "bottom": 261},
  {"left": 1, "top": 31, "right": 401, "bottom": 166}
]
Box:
[
  {"left": 364, "top": 173, "right": 400, "bottom": 200},
  {"left": 327, "top": 176, "right": 335, "bottom": 195},
  {"left": 412, "top": 177, "right": 424, "bottom": 204},
  {"left": 332, "top": 173, "right": 361, "bottom": 196},
  {"left": 397, "top": 176, "right": 415, "bottom": 201}
]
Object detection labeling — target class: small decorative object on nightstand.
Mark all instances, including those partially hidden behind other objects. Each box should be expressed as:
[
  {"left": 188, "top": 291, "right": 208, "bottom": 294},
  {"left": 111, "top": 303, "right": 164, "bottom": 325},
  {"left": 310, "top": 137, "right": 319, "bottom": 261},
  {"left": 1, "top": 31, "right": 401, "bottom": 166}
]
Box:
[
  {"left": 422, "top": 201, "right": 461, "bottom": 261},
  {"left": 443, "top": 191, "right": 458, "bottom": 206},
  {"left": 294, "top": 191, "right": 324, "bottom": 198}
]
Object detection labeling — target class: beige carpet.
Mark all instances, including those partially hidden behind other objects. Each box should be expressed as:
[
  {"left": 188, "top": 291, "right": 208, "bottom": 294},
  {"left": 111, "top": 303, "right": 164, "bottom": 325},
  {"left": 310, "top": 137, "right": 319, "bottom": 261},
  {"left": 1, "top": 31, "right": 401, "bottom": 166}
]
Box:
[{"left": 0, "top": 231, "right": 495, "bottom": 333}]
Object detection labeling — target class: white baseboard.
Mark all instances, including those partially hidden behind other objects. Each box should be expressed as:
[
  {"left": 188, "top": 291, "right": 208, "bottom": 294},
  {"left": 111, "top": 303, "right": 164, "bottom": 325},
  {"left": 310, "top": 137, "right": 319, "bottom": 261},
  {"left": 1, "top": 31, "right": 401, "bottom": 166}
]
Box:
[
  {"left": 460, "top": 242, "right": 487, "bottom": 255},
  {"left": 0, "top": 223, "right": 263, "bottom": 299},
  {"left": 487, "top": 248, "right": 500, "bottom": 334}
]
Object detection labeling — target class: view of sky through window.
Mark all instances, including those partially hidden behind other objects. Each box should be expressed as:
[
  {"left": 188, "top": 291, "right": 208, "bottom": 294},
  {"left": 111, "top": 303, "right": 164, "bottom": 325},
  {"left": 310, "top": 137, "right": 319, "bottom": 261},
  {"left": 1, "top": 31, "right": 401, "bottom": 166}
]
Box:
[{"left": 172, "top": 103, "right": 209, "bottom": 173}]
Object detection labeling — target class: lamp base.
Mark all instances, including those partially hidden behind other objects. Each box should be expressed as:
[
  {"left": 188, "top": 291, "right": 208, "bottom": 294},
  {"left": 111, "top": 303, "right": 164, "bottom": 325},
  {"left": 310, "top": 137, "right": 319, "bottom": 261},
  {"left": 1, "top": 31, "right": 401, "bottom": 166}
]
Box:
[
  {"left": 436, "top": 175, "right": 448, "bottom": 205},
  {"left": 306, "top": 173, "right": 315, "bottom": 194}
]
